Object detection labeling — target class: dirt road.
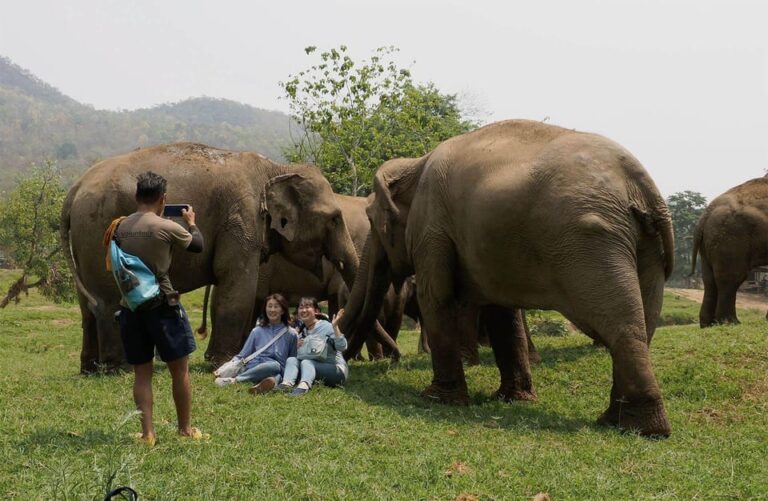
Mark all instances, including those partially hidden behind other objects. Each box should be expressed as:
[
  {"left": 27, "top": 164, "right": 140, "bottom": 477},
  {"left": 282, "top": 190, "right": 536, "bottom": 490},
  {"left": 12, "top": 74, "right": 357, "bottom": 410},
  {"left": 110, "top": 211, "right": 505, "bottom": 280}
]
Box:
[{"left": 667, "top": 288, "right": 768, "bottom": 311}]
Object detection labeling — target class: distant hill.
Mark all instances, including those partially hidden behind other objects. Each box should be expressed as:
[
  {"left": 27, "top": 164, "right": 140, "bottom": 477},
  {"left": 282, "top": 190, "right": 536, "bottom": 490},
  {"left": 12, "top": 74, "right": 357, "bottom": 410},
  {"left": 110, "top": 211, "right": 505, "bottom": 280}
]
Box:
[{"left": 0, "top": 56, "right": 294, "bottom": 193}]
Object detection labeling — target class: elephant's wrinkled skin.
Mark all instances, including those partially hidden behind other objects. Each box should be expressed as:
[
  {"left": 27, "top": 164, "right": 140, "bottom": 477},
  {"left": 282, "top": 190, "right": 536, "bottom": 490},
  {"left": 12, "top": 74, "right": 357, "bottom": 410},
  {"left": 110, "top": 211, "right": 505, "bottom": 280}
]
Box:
[
  {"left": 61, "top": 143, "right": 359, "bottom": 372},
  {"left": 691, "top": 177, "right": 768, "bottom": 327},
  {"left": 341, "top": 120, "right": 674, "bottom": 436},
  {"left": 252, "top": 194, "right": 404, "bottom": 359}
]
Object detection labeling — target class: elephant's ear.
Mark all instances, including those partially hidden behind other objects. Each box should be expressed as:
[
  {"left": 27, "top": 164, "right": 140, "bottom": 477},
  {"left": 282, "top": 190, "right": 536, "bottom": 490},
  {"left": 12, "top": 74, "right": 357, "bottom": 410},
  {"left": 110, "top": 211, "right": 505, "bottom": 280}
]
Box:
[
  {"left": 372, "top": 172, "right": 401, "bottom": 245},
  {"left": 263, "top": 173, "right": 303, "bottom": 242},
  {"left": 372, "top": 157, "right": 423, "bottom": 244}
]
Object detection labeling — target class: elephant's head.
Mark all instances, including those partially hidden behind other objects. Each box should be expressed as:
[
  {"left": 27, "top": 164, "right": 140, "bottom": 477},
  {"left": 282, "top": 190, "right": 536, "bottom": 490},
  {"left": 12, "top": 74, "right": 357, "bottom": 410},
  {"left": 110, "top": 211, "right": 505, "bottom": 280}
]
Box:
[
  {"left": 261, "top": 168, "right": 358, "bottom": 286},
  {"left": 366, "top": 157, "right": 426, "bottom": 279},
  {"left": 340, "top": 156, "right": 426, "bottom": 351}
]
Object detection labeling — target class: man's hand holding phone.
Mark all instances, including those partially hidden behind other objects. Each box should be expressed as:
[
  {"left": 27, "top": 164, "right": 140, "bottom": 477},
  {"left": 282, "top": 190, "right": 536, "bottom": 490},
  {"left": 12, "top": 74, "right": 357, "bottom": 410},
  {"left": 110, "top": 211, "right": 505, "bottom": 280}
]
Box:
[{"left": 181, "top": 205, "right": 195, "bottom": 227}]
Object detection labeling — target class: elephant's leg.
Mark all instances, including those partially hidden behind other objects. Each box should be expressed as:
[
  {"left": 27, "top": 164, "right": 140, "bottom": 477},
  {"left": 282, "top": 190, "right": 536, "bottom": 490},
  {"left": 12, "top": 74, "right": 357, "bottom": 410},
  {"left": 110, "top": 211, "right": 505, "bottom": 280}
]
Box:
[
  {"left": 372, "top": 322, "right": 401, "bottom": 361},
  {"left": 714, "top": 276, "right": 742, "bottom": 325},
  {"left": 96, "top": 299, "right": 126, "bottom": 372},
  {"left": 636, "top": 234, "right": 667, "bottom": 345},
  {"left": 596, "top": 334, "right": 670, "bottom": 437},
  {"left": 564, "top": 263, "right": 670, "bottom": 437},
  {"left": 365, "top": 333, "right": 385, "bottom": 360},
  {"left": 250, "top": 297, "right": 265, "bottom": 335},
  {"left": 207, "top": 280, "right": 258, "bottom": 364},
  {"left": 699, "top": 256, "right": 718, "bottom": 327},
  {"left": 481, "top": 306, "right": 535, "bottom": 401},
  {"left": 457, "top": 306, "right": 480, "bottom": 366},
  {"left": 206, "top": 249, "right": 261, "bottom": 365},
  {"left": 418, "top": 325, "right": 430, "bottom": 354},
  {"left": 78, "top": 293, "right": 100, "bottom": 374},
  {"left": 416, "top": 241, "right": 469, "bottom": 405},
  {"left": 521, "top": 311, "right": 541, "bottom": 364}
]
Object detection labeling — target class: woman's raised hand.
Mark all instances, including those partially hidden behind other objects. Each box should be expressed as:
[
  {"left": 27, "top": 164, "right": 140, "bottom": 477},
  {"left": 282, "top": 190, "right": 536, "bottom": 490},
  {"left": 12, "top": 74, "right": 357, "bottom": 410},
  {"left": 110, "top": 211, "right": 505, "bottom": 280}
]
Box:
[{"left": 331, "top": 308, "right": 345, "bottom": 328}]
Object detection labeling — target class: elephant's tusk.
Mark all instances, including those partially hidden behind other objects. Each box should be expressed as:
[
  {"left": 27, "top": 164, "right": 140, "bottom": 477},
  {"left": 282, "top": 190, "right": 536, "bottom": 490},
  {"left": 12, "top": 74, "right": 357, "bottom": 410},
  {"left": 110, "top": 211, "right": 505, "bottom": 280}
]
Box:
[{"left": 338, "top": 260, "right": 344, "bottom": 271}]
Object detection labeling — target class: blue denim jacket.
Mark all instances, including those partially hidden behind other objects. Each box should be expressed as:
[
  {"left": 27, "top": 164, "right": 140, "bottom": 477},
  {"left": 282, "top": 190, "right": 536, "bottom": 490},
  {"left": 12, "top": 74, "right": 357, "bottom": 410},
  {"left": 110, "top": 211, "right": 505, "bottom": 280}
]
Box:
[{"left": 236, "top": 322, "right": 298, "bottom": 371}]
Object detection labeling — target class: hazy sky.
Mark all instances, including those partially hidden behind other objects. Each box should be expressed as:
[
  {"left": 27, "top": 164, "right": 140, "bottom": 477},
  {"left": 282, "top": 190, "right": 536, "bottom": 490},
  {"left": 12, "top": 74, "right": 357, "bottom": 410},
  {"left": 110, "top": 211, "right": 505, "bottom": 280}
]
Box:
[{"left": 2, "top": 0, "right": 767, "bottom": 201}]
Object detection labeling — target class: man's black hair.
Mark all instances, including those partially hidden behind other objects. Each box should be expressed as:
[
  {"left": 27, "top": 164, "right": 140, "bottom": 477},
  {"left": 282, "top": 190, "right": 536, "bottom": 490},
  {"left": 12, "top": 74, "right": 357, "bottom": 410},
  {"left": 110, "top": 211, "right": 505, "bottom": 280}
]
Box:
[{"left": 135, "top": 171, "right": 167, "bottom": 204}]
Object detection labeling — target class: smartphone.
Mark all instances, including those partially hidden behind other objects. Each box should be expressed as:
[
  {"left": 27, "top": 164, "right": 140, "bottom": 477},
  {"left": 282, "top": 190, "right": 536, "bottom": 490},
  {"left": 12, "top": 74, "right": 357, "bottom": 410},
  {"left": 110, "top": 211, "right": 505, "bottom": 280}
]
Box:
[{"left": 163, "top": 204, "right": 190, "bottom": 217}]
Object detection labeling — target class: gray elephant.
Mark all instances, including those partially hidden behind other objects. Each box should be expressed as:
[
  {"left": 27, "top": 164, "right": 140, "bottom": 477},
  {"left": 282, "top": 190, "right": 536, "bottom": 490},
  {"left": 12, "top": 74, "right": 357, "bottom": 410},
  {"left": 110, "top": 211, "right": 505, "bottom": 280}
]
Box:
[
  {"left": 61, "top": 142, "right": 359, "bottom": 372},
  {"left": 340, "top": 120, "right": 674, "bottom": 437},
  {"left": 691, "top": 176, "right": 768, "bottom": 327},
  {"left": 199, "top": 194, "right": 404, "bottom": 359}
]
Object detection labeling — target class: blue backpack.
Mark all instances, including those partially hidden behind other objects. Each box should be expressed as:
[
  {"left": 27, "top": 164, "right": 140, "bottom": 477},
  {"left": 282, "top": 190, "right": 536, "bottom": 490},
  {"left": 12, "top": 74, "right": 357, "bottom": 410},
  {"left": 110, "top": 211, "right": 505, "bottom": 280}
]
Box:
[{"left": 109, "top": 239, "right": 161, "bottom": 311}]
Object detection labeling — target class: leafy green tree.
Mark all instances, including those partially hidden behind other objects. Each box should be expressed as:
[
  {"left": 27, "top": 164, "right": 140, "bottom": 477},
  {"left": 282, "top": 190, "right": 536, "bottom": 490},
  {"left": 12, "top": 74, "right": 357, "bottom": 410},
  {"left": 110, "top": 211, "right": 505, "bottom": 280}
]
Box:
[
  {"left": 666, "top": 190, "right": 708, "bottom": 283},
  {"left": 280, "top": 45, "right": 476, "bottom": 195},
  {"left": 0, "top": 161, "right": 75, "bottom": 306}
]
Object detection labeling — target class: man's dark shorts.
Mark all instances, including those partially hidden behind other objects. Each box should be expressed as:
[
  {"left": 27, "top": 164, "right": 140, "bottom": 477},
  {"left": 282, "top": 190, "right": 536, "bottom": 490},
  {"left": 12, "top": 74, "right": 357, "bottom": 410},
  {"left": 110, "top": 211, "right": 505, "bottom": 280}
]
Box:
[{"left": 118, "top": 303, "right": 196, "bottom": 365}]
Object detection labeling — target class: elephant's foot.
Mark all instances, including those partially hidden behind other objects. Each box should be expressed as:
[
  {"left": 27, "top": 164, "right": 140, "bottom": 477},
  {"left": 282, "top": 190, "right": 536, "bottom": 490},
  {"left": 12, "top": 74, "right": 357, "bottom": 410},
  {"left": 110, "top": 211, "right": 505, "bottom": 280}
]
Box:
[
  {"left": 80, "top": 358, "right": 100, "bottom": 374},
  {"left": 461, "top": 351, "right": 480, "bottom": 366},
  {"left": 421, "top": 382, "right": 470, "bottom": 406},
  {"left": 715, "top": 316, "right": 740, "bottom": 326},
  {"left": 493, "top": 384, "right": 536, "bottom": 402},
  {"left": 81, "top": 362, "right": 126, "bottom": 375},
  {"left": 700, "top": 317, "right": 740, "bottom": 328},
  {"left": 206, "top": 352, "right": 233, "bottom": 369},
  {"left": 596, "top": 398, "right": 671, "bottom": 438}
]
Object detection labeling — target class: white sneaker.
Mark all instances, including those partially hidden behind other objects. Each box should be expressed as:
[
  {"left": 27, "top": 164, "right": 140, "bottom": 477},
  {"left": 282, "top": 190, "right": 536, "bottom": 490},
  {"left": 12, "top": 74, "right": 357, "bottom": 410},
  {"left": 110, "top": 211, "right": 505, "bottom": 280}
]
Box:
[{"left": 214, "top": 377, "right": 236, "bottom": 387}]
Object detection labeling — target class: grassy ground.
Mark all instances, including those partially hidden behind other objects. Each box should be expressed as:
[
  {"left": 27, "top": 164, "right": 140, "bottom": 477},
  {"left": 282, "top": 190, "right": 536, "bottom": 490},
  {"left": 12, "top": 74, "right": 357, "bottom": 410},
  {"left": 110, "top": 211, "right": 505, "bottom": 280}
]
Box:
[{"left": 0, "top": 269, "right": 766, "bottom": 500}]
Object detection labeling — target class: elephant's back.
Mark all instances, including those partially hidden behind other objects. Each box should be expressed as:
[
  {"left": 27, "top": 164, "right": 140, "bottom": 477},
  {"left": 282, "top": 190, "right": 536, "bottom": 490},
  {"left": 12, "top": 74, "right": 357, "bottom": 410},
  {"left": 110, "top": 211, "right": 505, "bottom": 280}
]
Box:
[
  {"left": 445, "top": 124, "right": 648, "bottom": 234},
  {"left": 708, "top": 177, "right": 768, "bottom": 213},
  {"left": 76, "top": 143, "right": 265, "bottom": 191},
  {"left": 702, "top": 178, "right": 768, "bottom": 238},
  {"left": 66, "top": 143, "right": 273, "bottom": 284},
  {"left": 434, "top": 123, "right": 661, "bottom": 305},
  {"left": 701, "top": 178, "right": 768, "bottom": 261}
]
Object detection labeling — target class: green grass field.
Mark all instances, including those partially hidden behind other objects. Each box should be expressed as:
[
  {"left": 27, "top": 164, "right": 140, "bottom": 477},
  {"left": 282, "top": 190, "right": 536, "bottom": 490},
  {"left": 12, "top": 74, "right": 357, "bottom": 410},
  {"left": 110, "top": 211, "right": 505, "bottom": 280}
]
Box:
[{"left": 0, "top": 269, "right": 766, "bottom": 499}]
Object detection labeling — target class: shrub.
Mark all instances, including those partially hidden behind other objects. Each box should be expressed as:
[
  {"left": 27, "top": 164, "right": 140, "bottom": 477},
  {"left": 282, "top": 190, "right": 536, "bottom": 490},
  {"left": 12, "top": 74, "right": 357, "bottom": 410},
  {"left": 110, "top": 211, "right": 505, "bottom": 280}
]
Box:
[{"left": 528, "top": 317, "right": 570, "bottom": 337}]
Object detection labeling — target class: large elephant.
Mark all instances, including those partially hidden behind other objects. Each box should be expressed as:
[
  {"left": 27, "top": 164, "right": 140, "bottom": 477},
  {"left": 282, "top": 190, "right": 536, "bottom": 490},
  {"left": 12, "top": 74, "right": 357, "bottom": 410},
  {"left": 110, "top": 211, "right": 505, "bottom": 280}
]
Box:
[
  {"left": 341, "top": 120, "right": 674, "bottom": 436},
  {"left": 245, "top": 194, "right": 404, "bottom": 359},
  {"left": 691, "top": 176, "right": 768, "bottom": 327},
  {"left": 61, "top": 142, "right": 359, "bottom": 372}
]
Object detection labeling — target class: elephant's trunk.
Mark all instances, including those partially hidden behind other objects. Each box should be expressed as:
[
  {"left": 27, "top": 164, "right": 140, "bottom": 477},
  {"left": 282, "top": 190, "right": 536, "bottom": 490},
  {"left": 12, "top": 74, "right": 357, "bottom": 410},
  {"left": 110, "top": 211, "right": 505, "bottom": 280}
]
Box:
[
  {"left": 340, "top": 233, "right": 393, "bottom": 360},
  {"left": 689, "top": 220, "right": 703, "bottom": 277},
  {"left": 328, "top": 220, "right": 360, "bottom": 292}
]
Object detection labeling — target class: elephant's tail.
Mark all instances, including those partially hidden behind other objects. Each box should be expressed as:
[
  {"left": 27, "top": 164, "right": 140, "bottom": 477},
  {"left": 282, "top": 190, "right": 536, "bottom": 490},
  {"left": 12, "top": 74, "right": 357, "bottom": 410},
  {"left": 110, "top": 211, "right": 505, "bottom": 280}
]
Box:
[
  {"left": 630, "top": 202, "right": 675, "bottom": 279},
  {"left": 659, "top": 210, "right": 675, "bottom": 279},
  {"left": 60, "top": 183, "right": 99, "bottom": 311},
  {"left": 658, "top": 209, "right": 675, "bottom": 280},
  {"left": 196, "top": 285, "right": 211, "bottom": 339},
  {"left": 689, "top": 222, "right": 703, "bottom": 277},
  {"left": 625, "top": 156, "right": 675, "bottom": 279}
]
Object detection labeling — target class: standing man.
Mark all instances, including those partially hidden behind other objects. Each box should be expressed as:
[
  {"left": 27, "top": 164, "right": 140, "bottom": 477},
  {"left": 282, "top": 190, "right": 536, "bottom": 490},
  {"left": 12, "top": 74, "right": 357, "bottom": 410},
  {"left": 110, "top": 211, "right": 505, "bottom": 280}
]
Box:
[{"left": 114, "top": 171, "right": 204, "bottom": 445}]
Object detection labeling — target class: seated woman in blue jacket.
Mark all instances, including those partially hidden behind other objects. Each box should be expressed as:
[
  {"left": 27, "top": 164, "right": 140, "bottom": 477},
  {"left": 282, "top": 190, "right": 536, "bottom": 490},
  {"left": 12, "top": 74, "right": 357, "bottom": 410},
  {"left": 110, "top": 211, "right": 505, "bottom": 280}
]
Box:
[
  {"left": 214, "top": 293, "right": 297, "bottom": 394},
  {"left": 278, "top": 296, "right": 348, "bottom": 396}
]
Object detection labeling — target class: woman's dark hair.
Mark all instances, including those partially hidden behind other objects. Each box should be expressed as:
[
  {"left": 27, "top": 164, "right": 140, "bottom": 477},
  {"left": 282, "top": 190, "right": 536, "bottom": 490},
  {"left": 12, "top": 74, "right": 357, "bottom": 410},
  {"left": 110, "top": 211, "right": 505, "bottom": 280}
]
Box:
[
  {"left": 135, "top": 171, "right": 167, "bottom": 204},
  {"left": 298, "top": 296, "right": 329, "bottom": 323},
  {"left": 258, "top": 293, "right": 290, "bottom": 326}
]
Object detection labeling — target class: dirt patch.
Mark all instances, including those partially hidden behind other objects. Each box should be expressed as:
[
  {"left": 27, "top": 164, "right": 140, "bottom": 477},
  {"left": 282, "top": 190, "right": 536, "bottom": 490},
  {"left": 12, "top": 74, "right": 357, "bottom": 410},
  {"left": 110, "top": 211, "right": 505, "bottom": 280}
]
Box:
[
  {"left": 742, "top": 376, "right": 768, "bottom": 402},
  {"left": 667, "top": 288, "right": 768, "bottom": 312}
]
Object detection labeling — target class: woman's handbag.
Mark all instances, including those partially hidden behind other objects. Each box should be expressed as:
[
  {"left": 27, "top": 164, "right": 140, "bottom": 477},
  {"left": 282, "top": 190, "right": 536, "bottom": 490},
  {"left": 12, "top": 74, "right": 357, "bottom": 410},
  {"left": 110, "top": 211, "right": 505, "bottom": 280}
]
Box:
[
  {"left": 213, "top": 327, "right": 289, "bottom": 377},
  {"left": 213, "top": 358, "right": 243, "bottom": 378},
  {"left": 297, "top": 334, "right": 330, "bottom": 361}
]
